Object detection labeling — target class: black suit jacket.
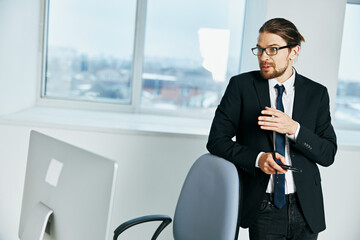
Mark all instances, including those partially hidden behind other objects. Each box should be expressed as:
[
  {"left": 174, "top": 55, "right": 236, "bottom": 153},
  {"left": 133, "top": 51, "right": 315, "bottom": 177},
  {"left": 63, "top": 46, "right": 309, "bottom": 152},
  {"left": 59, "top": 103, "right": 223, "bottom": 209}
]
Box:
[{"left": 207, "top": 71, "right": 337, "bottom": 233}]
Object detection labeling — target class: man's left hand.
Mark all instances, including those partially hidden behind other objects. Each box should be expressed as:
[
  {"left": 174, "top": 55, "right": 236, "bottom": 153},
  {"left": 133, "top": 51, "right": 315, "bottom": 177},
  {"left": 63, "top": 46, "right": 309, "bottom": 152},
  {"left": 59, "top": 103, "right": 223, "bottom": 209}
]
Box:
[{"left": 258, "top": 106, "right": 298, "bottom": 135}]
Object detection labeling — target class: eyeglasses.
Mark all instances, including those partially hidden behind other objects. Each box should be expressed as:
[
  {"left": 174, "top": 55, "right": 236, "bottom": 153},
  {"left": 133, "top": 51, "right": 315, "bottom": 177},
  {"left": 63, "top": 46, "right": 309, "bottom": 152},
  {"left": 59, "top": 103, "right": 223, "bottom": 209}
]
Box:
[{"left": 251, "top": 45, "right": 295, "bottom": 56}]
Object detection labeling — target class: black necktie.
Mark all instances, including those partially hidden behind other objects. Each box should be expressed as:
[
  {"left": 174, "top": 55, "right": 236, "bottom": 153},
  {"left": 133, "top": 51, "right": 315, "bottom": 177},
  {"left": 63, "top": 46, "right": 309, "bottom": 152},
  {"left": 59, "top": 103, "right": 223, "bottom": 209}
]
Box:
[{"left": 274, "top": 84, "right": 286, "bottom": 209}]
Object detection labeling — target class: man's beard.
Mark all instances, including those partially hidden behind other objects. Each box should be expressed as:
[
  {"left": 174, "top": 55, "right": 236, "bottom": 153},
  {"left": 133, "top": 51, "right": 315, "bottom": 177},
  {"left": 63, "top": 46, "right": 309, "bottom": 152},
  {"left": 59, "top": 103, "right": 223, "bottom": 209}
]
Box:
[{"left": 260, "top": 62, "right": 288, "bottom": 80}]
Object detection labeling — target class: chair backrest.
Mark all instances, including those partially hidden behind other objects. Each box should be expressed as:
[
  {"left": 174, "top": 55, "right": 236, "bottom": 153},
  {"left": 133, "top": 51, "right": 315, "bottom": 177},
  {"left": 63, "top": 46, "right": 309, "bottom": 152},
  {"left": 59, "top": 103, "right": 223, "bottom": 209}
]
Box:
[{"left": 173, "top": 153, "right": 240, "bottom": 240}]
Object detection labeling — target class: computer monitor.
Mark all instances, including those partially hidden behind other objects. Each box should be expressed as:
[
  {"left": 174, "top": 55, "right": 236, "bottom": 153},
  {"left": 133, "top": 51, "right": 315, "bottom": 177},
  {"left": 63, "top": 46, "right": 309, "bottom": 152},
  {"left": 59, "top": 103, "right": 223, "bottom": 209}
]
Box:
[{"left": 18, "top": 130, "right": 118, "bottom": 240}]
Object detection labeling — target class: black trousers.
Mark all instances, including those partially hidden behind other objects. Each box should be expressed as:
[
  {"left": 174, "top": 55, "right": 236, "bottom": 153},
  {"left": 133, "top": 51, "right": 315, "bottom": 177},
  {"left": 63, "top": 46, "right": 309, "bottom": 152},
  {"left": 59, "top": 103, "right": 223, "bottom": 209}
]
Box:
[{"left": 249, "top": 193, "right": 318, "bottom": 240}]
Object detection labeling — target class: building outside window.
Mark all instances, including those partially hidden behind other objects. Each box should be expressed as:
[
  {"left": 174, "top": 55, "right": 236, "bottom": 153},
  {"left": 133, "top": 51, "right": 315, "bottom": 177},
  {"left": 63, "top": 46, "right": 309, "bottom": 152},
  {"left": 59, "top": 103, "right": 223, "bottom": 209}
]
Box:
[
  {"left": 44, "top": 0, "right": 136, "bottom": 104},
  {"left": 43, "top": 0, "right": 246, "bottom": 115},
  {"left": 141, "top": 0, "right": 244, "bottom": 112}
]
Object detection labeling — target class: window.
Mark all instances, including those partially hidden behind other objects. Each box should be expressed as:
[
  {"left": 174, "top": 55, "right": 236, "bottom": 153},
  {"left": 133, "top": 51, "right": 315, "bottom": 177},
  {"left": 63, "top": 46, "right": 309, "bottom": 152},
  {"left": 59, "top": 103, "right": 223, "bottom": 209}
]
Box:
[
  {"left": 44, "top": 0, "right": 137, "bottom": 104},
  {"left": 334, "top": 2, "right": 360, "bottom": 129},
  {"left": 42, "top": 0, "right": 246, "bottom": 115},
  {"left": 141, "top": 0, "right": 245, "bottom": 112}
]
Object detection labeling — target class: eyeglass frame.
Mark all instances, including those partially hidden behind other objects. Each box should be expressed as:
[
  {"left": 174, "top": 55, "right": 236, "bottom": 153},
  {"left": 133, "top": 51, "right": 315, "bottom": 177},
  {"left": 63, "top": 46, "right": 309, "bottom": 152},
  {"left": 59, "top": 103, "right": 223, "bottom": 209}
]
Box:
[{"left": 251, "top": 44, "right": 296, "bottom": 56}]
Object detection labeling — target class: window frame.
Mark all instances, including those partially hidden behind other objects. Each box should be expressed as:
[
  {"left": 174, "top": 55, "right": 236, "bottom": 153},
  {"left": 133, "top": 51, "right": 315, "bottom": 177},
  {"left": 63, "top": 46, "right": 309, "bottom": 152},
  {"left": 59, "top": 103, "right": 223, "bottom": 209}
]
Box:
[
  {"left": 36, "top": 0, "right": 147, "bottom": 114},
  {"left": 36, "top": 0, "right": 246, "bottom": 118}
]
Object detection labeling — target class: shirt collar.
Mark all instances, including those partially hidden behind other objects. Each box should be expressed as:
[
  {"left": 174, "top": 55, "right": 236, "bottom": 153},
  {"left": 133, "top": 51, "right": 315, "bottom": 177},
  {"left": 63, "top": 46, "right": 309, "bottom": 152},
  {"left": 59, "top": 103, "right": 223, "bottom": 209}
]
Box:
[{"left": 268, "top": 68, "right": 296, "bottom": 94}]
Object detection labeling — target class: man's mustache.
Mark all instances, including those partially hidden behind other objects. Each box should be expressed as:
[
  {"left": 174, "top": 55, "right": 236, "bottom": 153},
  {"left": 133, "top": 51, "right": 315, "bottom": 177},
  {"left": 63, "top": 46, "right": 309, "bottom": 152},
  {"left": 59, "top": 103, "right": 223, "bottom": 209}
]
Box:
[{"left": 260, "top": 62, "right": 274, "bottom": 68}]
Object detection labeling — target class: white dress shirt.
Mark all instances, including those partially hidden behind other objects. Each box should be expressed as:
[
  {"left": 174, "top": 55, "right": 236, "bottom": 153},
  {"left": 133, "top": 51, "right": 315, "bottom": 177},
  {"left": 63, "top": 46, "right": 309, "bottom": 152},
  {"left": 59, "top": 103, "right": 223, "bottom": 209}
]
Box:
[{"left": 256, "top": 70, "right": 299, "bottom": 194}]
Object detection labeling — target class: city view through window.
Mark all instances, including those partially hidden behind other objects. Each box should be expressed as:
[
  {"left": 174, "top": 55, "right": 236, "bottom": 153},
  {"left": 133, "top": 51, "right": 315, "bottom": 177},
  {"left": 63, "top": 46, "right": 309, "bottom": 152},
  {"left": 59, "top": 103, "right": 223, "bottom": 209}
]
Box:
[
  {"left": 45, "top": 0, "right": 136, "bottom": 104},
  {"left": 44, "top": 0, "right": 246, "bottom": 113}
]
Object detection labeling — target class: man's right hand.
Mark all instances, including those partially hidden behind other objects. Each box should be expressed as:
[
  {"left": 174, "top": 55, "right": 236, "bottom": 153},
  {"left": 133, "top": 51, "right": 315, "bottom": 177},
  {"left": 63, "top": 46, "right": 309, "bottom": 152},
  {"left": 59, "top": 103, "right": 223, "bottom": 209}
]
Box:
[{"left": 258, "top": 152, "right": 287, "bottom": 175}]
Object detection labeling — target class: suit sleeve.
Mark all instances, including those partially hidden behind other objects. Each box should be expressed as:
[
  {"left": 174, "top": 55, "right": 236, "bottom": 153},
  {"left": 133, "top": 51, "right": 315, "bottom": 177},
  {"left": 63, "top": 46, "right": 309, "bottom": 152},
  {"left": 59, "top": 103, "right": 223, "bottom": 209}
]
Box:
[
  {"left": 290, "top": 87, "right": 337, "bottom": 167},
  {"left": 207, "top": 77, "right": 259, "bottom": 176}
]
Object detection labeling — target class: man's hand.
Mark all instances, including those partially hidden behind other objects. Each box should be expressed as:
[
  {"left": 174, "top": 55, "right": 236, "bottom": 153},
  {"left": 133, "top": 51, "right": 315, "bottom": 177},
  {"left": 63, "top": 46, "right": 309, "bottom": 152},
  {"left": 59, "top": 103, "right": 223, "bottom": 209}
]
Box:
[
  {"left": 258, "top": 106, "right": 298, "bottom": 135},
  {"left": 258, "top": 152, "right": 287, "bottom": 175}
]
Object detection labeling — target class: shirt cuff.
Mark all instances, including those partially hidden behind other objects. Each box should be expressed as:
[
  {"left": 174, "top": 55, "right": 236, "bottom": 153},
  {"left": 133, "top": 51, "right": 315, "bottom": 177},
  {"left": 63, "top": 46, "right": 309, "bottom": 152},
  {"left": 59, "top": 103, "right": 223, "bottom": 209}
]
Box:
[
  {"left": 287, "top": 122, "right": 300, "bottom": 141},
  {"left": 255, "top": 152, "right": 264, "bottom": 168}
]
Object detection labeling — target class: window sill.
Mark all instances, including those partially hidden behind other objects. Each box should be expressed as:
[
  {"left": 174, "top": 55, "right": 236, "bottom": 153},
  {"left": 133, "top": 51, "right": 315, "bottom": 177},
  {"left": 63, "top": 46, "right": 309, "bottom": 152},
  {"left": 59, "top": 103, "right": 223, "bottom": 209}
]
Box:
[
  {"left": 0, "top": 107, "right": 212, "bottom": 138},
  {"left": 1, "top": 107, "right": 358, "bottom": 149}
]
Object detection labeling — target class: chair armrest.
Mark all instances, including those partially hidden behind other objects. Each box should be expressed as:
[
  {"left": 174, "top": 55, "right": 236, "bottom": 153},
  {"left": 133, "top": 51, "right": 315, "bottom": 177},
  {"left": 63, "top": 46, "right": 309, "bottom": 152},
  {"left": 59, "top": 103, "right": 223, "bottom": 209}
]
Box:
[{"left": 113, "top": 215, "right": 172, "bottom": 240}]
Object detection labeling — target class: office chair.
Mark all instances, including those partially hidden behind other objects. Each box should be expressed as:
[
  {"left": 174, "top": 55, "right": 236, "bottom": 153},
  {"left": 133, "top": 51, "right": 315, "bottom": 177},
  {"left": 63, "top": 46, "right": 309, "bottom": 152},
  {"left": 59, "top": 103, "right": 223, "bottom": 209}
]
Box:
[{"left": 113, "top": 153, "right": 241, "bottom": 240}]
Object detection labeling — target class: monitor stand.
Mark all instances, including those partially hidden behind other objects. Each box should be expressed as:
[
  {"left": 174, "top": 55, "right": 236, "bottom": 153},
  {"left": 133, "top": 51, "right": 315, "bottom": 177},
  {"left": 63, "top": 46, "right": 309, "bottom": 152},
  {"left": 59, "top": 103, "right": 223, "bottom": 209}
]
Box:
[{"left": 21, "top": 202, "right": 53, "bottom": 240}]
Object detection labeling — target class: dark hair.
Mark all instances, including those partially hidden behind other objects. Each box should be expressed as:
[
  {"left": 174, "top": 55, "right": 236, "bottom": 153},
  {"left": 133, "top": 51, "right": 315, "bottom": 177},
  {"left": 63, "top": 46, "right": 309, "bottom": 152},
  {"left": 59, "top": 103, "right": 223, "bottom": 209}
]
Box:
[{"left": 259, "top": 18, "right": 305, "bottom": 46}]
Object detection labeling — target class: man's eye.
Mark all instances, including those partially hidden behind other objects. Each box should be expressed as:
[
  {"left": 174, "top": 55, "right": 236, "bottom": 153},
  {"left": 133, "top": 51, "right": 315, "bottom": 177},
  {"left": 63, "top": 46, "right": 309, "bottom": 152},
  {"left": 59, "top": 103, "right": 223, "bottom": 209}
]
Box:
[{"left": 268, "top": 47, "right": 277, "bottom": 53}]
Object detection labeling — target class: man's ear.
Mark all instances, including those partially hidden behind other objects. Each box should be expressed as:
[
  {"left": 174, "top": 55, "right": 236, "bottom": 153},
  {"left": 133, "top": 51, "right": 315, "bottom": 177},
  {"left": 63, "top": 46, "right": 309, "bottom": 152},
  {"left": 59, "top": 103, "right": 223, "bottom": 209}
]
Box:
[{"left": 290, "top": 45, "right": 300, "bottom": 60}]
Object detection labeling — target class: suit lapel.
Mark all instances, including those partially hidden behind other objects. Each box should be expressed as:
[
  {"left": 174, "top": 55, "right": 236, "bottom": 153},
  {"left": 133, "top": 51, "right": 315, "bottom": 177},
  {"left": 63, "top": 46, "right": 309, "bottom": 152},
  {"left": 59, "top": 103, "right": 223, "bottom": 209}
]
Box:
[
  {"left": 292, "top": 73, "right": 307, "bottom": 122},
  {"left": 253, "top": 73, "right": 271, "bottom": 111},
  {"left": 253, "top": 73, "right": 273, "bottom": 145}
]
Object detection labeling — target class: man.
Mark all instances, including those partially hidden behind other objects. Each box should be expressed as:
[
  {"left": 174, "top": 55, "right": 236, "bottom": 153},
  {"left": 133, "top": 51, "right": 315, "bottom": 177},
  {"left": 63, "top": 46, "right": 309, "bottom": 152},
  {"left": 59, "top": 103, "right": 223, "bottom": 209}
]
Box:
[{"left": 207, "top": 18, "right": 337, "bottom": 240}]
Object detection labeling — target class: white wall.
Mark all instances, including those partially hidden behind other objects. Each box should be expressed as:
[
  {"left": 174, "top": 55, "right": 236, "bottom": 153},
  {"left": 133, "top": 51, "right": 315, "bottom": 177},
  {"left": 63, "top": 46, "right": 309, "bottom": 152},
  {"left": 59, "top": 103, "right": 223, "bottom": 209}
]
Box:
[
  {"left": 1, "top": 0, "right": 359, "bottom": 240},
  {"left": 320, "top": 146, "right": 360, "bottom": 240},
  {"left": 0, "top": 0, "right": 39, "bottom": 116}
]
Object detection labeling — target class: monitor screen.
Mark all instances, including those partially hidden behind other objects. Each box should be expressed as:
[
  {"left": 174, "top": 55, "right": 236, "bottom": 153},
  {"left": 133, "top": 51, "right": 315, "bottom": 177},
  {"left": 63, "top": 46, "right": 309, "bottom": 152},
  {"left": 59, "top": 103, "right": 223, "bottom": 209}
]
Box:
[{"left": 19, "top": 130, "right": 118, "bottom": 240}]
